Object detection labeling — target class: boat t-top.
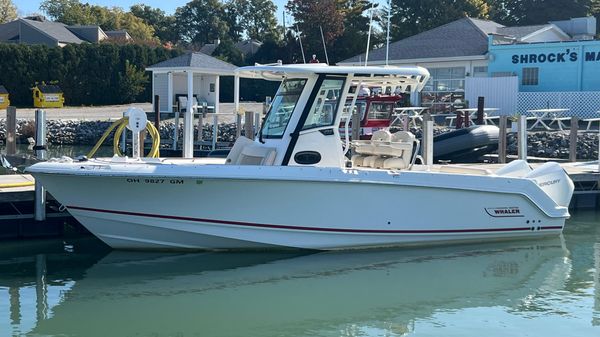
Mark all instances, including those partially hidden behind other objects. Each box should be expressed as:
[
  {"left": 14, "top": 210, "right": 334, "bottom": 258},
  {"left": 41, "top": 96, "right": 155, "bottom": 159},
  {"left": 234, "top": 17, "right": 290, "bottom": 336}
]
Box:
[{"left": 27, "top": 63, "right": 574, "bottom": 250}]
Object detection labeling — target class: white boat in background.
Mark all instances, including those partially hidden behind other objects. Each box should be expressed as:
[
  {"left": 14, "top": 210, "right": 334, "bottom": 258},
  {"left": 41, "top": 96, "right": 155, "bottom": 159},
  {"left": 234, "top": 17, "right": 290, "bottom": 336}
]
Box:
[{"left": 27, "top": 64, "right": 575, "bottom": 250}]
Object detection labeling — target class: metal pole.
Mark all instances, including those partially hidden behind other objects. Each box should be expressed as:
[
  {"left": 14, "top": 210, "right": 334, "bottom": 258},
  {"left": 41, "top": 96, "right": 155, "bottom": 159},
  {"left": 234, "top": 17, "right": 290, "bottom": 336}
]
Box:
[
  {"left": 498, "top": 116, "right": 508, "bottom": 164},
  {"left": 569, "top": 116, "right": 579, "bottom": 162},
  {"left": 422, "top": 114, "right": 434, "bottom": 166},
  {"left": 385, "top": 0, "right": 391, "bottom": 66},
  {"left": 518, "top": 115, "right": 527, "bottom": 161},
  {"left": 236, "top": 113, "right": 242, "bottom": 139},
  {"left": 183, "top": 71, "right": 194, "bottom": 158},
  {"left": 6, "top": 106, "right": 16, "bottom": 155},
  {"left": 34, "top": 109, "right": 46, "bottom": 221}
]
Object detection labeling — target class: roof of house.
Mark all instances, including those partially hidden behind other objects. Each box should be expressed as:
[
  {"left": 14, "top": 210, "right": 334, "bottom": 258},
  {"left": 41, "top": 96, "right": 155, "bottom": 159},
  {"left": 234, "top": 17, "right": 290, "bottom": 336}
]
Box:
[
  {"left": 235, "top": 40, "right": 263, "bottom": 55},
  {"left": 0, "top": 85, "right": 8, "bottom": 94},
  {"left": 341, "top": 17, "right": 504, "bottom": 64},
  {"left": 36, "top": 84, "right": 63, "bottom": 94},
  {"left": 146, "top": 52, "right": 237, "bottom": 74},
  {"left": 105, "top": 30, "right": 132, "bottom": 39},
  {"left": 21, "top": 18, "right": 83, "bottom": 44},
  {"left": 199, "top": 43, "right": 218, "bottom": 55},
  {"left": 496, "top": 25, "right": 551, "bottom": 39}
]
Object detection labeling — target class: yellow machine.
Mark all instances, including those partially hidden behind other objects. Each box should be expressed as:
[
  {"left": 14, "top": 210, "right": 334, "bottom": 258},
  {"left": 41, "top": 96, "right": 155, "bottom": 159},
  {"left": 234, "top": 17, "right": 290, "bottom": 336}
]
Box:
[
  {"left": 0, "top": 85, "right": 9, "bottom": 109},
  {"left": 33, "top": 84, "right": 65, "bottom": 108}
]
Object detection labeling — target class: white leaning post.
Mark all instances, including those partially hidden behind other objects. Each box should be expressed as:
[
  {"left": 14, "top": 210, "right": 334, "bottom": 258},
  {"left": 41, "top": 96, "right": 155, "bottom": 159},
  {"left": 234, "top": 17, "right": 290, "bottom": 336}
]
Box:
[{"left": 518, "top": 115, "right": 527, "bottom": 160}]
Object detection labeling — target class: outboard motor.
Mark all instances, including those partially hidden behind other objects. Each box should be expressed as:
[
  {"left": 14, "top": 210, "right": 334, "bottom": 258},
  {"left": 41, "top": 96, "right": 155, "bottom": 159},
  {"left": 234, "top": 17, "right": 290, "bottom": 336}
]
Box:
[{"left": 525, "top": 162, "right": 574, "bottom": 208}]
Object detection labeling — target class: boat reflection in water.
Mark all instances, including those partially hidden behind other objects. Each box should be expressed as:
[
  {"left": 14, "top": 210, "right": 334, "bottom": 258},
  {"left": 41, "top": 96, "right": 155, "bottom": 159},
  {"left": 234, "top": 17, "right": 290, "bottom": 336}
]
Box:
[{"left": 1, "top": 237, "right": 573, "bottom": 337}]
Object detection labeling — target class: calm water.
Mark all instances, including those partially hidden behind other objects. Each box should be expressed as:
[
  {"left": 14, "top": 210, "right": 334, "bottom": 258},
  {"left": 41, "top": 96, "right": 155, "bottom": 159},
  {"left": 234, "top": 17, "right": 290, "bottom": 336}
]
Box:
[{"left": 0, "top": 211, "right": 599, "bottom": 337}]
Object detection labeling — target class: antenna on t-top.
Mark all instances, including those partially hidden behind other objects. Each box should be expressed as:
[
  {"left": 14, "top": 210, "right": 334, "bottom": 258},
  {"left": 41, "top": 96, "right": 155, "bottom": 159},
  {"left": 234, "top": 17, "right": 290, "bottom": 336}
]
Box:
[
  {"left": 320, "top": 26, "right": 329, "bottom": 65},
  {"left": 386, "top": 0, "right": 391, "bottom": 66},
  {"left": 364, "top": 2, "right": 375, "bottom": 66},
  {"left": 296, "top": 24, "right": 306, "bottom": 64}
]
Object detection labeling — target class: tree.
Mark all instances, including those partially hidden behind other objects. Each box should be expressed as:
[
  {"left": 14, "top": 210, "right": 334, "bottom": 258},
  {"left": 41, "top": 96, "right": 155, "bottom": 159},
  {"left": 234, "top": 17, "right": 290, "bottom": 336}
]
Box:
[
  {"left": 130, "top": 4, "right": 178, "bottom": 43},
  {"left": 174, "top": 0, "right": 229, "bottom": 45},
  {"left": 118, "top": 60, "right": 149, "bottom": 103},
  {"left": 331, "top": 0, "right": 379, "bottom": 62},
  {"left": 286, "top": 0, "right": 346, "bottom": 60},
  {"left": 489, "top": 0, "right": 591, "bottom": 25},
  {"left": 390, "top": 0, "right": 489, "bottom": 40},
  {"left": 0, "top": 0, "right": 17, "bottom": 24}
]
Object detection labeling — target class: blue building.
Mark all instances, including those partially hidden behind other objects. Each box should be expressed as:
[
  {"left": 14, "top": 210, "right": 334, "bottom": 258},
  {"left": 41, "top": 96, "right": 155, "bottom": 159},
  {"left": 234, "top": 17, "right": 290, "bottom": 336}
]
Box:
[{"left": 489, "top": 37, "right": 600, "bottom": 92}]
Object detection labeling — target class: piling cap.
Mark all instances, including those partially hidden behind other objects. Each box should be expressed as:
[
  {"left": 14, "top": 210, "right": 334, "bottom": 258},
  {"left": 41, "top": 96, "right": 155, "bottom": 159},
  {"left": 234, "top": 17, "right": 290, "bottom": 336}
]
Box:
[{"left": 0, "top": 85, "right": 8, "bottom": 94}]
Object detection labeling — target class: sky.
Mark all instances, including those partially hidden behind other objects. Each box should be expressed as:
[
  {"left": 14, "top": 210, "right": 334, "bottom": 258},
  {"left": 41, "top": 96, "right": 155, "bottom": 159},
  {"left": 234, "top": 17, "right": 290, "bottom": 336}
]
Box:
[
  {"left": 18, "top": 0, "right": 294, "bottom": 17},
  {"left": 17, "top": 0, "right": 386, "bottom": 21}
]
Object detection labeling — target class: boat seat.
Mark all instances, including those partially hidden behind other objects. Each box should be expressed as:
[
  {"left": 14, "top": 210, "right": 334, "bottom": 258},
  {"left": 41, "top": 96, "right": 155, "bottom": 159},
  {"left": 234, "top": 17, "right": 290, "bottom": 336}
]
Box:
[
  {"left": 351, "top": 130, "right": 392, "bottom": 167},
  {"left": 225, "top": 137, "right": 277, "bottom": 166},
  {"left": 225, "top": 137, "right": 254, "bottom": 164},
  {"left": 237, "top": 145, "right": 277, "bottom": 165},
  {"left": 370, "top": 131, "right": 416, "bottom": 170}
]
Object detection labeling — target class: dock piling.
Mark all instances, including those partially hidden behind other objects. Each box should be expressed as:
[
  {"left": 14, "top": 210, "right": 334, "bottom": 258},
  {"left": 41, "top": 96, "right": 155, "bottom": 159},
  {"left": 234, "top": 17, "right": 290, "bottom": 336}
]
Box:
[
  {"left": 422, "top": 114, "right": 434, "bottom": 166},
  {"left": 34, "top": 109, "right": 47, "bottom": 222},
  {"left": 498, "top": 115, "right": 508, "bottom": 163},
  {"left": 6, "top": 106, "right": 16, "bottom": 155},
  {"left": 244, "top": 111, "right": 254, "bottom": 139},
  {"left": 569, "top": 116, "right": 579, "bottom": 162},
  {"left": 517, "top": 115, "right": 527, "bottom": 160}
]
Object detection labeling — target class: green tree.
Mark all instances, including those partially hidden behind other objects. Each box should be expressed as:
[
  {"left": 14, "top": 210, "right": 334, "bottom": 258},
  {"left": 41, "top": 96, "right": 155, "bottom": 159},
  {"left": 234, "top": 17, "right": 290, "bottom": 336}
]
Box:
[
  {"left": 286, "top": 0, "right": 346, "bottom": 61},
  {"left": 390, "top": 0, "right": 489, "bottom": 40},
  {"left": 130, "top": 4, "right": 178, "bottom": 43},
  {"left": 489, "top": 0, "right": 591, "bottom": 25},
  {"left": 175, "top": 0, "right": 229, "bottom": 45},
  {"left": 0, "top": 0, "right": 17, "bottom": 23},
  {"left": 118, "top": 60, "right": 149, "bottom": 103},
  {"left": 331, "top": 0, "right": 379, "bottom": 62}
]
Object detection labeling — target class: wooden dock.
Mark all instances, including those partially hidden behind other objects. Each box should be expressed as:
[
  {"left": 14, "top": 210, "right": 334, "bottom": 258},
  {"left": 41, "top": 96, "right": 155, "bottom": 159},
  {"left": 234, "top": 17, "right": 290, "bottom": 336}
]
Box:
[{"left": 0, "top": 174, "right": 79, "bottom": 240}]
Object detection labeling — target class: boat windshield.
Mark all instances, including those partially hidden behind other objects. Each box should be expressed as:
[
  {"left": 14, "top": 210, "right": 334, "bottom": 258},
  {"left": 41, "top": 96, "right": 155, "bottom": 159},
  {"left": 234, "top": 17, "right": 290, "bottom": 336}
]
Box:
[{"left": 261, "top": 79, "right": 307, "bottom": 139}]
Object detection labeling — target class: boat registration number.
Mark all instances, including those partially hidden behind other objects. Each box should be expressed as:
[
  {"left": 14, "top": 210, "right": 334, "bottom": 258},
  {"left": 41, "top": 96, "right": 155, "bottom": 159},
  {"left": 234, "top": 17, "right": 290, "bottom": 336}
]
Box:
[{"left": 126, "top": 178, "right": 184, "bottom": 185}]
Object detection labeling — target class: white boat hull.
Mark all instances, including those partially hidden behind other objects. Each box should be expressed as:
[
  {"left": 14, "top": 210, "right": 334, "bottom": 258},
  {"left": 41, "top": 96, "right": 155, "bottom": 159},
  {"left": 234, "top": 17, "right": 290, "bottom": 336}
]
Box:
[{"left": 30, "top": 162, "right": 570, "bottom": 250}]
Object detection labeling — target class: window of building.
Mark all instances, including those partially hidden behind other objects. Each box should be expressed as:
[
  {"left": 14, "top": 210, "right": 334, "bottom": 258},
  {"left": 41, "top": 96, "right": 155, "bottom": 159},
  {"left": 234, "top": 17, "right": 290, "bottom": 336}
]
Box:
[
  {"left": 473, "top": 66, "right": 488, "bottom": 77},
  {"left": 420, "top": 67, "right": 466, "bottom": 113},
  {"left": 522, "top": 68, "right": 539, "bottom": 86}
]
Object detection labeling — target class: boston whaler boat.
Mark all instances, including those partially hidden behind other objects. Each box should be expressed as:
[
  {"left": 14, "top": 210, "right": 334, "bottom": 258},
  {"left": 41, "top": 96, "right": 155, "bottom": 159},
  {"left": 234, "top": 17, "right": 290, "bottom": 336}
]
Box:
[{"left": 27, "top": 64, "right": 575, "bottom": 250}]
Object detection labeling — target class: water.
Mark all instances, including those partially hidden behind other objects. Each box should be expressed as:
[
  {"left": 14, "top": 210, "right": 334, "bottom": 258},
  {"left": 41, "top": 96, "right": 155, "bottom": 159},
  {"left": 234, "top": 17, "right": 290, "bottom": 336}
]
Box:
[{"left": 0, "top": 211, "right": 599, "bottom": 337}]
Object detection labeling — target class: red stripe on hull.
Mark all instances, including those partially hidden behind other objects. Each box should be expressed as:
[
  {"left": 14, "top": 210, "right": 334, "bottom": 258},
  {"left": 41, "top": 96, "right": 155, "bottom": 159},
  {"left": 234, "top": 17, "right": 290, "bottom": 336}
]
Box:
[{"left": 67, "top": 205, "right": 561, "bottom": 235}]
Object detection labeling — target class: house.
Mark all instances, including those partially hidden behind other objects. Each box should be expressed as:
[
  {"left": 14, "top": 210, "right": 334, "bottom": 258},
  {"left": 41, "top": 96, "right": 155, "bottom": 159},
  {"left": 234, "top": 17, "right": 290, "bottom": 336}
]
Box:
[
  {"left": 0, "top": 16, "right": 132, "bottom": 47},
  {"left": 200, "top": 39, "right": 263, "bottom": 57}
]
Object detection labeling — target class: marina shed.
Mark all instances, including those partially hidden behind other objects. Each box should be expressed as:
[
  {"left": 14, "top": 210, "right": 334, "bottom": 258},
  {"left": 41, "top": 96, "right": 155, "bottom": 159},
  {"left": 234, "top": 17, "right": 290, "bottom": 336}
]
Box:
[
  {"left": 0, "top": 85, "right": 9, "bottom": 109},
  {"left": 32, "top": 84, "right": 64, "bottom": 108},
  {"left": 146, "top": 52, "right": 238, "bottom": 158}
]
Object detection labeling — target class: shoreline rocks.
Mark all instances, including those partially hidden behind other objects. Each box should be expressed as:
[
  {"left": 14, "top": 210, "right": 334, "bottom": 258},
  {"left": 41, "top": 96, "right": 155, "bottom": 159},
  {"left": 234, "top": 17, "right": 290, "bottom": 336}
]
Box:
[{"left": 0, "top": 119, "right": 598, "bottom": 160}]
